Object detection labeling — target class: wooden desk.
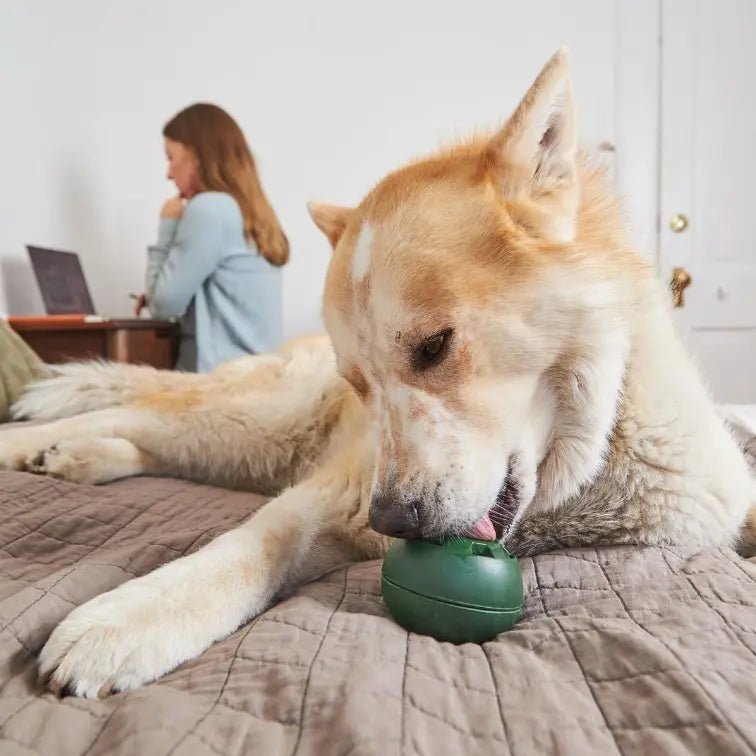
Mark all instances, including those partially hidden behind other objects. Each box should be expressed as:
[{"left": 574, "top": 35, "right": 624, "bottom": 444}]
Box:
[{"left": 8, "top": 316, "right": 179, "bottom": 369}]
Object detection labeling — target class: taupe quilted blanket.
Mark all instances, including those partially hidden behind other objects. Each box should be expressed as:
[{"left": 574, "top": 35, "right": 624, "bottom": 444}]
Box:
[{"left": 0, "top": 471, "right": 754, "bottom": 755}]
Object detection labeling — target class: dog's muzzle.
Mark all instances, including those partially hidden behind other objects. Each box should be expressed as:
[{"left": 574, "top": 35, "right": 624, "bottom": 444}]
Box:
[{"left": 368, "top": 460, "right": 523, "bottom": 541}]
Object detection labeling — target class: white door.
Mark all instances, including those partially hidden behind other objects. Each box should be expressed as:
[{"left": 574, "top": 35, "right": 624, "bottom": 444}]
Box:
[{"left": 659, "top": 0, "right": 756, "bottom": 403}]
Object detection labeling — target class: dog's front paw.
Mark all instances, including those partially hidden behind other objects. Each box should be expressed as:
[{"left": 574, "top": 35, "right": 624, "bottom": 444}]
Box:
[
  {"left": 39, "top": 529, "right": 261, "bottom": 697},
  {"left": 39, "top": 580, "right": 195, "bottom": 698},
  {"left": 26, "top": 440, "right": 100, "bottom": 484}
]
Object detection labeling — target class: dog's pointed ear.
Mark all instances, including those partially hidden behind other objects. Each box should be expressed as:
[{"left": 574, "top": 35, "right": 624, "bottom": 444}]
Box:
[
  {"left": 308, "top": 201, "right": 352, "bottom": 248},
  {"left": 490, "top": 47, "right": 578, "bottom": 242}
]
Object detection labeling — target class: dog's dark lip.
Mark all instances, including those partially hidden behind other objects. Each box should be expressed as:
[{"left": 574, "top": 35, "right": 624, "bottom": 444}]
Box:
[
  {"left": 447, "top": 465, "right": 521, "bottom": 543},
  {"left": 490, "top": 466, "right": 521, "bottom": 540}
]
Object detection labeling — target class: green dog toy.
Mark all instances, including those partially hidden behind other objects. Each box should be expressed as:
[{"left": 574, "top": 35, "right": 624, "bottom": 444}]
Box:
[{"left": 381, "top": 538, "right": 523, "bottom": 643}]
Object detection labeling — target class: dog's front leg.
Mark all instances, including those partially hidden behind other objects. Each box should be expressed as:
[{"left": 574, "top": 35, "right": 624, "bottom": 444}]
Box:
[
  {"left": 38, "top": 469, "right": 373, "bottom": 698},
  {"left": 533, "top": 342, "right": 628, "bottom": 511}
]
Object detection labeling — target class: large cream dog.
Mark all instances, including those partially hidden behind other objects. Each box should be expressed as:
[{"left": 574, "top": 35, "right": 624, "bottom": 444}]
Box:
[{"left": 1, "top": 50, "right": 753, "bottom": 698}]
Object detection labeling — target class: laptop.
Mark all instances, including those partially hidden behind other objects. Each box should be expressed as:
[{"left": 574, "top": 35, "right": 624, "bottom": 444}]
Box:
[{"left": 26, "top": 245, "right": 96, "bottom": 316}]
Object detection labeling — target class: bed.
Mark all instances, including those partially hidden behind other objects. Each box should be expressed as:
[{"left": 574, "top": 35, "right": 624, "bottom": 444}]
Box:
[{"left": 0, "top": 464, "right": 754, "bottom": 756}]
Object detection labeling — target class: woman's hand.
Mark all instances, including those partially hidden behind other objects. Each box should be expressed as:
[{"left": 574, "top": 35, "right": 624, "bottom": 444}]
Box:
[
  {"left": 133, "top": 293, "right": 147, "bottom": 317},
  {"left": 160, "top": 196, "right": 184, "bottom": 220}
]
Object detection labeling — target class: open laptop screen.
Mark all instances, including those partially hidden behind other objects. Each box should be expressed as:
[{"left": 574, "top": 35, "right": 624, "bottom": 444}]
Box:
[{"left": 26, "top": 246, "right": 96, "bottom": 315}]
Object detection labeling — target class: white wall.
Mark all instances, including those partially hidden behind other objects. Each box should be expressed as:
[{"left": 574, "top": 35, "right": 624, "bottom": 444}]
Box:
[{"left": 0, "top": 0, "right": 631, "bottom": 340}]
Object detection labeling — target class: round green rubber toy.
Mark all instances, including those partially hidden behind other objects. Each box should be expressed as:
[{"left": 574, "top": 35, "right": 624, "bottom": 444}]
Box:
[{"left": 381, "top": 538, "right": 523, "bottom": 644}]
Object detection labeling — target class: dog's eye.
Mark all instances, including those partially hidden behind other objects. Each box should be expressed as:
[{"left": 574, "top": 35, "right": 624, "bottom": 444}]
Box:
[{"left": 414, "top": 329, "right": 453, "bottom": 371}]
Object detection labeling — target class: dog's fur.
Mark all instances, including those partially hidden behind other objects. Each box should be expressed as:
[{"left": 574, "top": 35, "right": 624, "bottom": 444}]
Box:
[{"left": 1, "top": 50, "right": 753, "bottom": 697}]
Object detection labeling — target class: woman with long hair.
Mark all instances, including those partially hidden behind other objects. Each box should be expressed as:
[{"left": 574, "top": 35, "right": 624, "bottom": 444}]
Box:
[{"left": 139, "top": 103, "right": 288, "bottom": 371}]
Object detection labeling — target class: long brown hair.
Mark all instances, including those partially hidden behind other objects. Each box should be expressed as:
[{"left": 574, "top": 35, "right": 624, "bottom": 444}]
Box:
[{"left": 163, "top": 103, "right": 289, "bottom": 266}]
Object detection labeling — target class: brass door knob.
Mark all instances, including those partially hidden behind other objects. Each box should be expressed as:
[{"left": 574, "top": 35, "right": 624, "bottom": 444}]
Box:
[
  {"left": 670, "top": 213, "right": 689, "bottom": 233},
  {"left": 670, "top": 266, "right": 692, "bottom": 308}
]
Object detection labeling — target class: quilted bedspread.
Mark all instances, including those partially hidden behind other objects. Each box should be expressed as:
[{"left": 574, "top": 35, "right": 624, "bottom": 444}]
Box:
[{"left": 0, "top": 471, "right": 754, "bottom": 755}]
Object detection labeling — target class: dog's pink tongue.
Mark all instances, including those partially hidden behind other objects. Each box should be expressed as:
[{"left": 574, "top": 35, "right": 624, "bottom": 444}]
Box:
[{"left": 464, "top": 514, "right": 496, "bottom": 541}]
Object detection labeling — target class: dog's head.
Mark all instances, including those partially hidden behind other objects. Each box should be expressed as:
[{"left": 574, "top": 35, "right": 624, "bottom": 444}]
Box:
[{"left": 310, "top": 50, "right": 636, "bottom": 541}]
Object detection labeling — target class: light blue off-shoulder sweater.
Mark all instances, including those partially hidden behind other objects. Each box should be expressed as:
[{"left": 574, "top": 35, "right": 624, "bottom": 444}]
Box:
[{"left": 146, "top": 191, "right": 283, "bottom": 372}]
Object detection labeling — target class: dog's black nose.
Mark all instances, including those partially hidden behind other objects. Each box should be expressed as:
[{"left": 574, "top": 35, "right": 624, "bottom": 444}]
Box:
[{"left": 369, "top": 494, "right": 423, "bottom": 539}]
